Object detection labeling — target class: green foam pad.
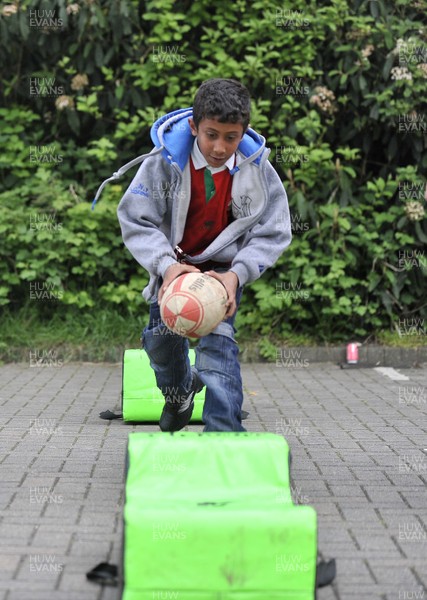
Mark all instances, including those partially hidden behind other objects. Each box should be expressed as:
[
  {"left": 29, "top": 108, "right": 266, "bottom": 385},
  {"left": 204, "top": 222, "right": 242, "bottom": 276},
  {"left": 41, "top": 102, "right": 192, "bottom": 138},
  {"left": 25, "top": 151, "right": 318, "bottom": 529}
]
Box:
[
  {"left": 122, "top": 432, "right": 317, "bottom": 600},
  {"left": 122, "top": 349, "right": 205, "bottom": 422}
]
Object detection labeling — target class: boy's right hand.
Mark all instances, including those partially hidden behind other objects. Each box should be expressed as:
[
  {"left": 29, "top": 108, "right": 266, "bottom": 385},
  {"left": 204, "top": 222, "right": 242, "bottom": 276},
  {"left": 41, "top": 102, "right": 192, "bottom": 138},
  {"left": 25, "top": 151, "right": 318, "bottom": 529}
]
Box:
[{"left": 158, "top": 263, "right": 201, "bottom": 303}]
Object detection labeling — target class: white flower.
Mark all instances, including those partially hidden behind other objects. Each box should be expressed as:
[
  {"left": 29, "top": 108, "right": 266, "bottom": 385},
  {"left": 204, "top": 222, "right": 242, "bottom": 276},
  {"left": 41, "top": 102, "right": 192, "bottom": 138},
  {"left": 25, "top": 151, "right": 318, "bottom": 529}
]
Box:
[
  {"left": 71, "top": 74, "right": 89, "bottom": 90},
  {"left": 1, "top": 4, "right": 18, "bottom": 16},
  {"left": 309, "top": 86, "right": 338, "bottom": 115},
  {"left": 55, "top": 95, "right": 75, "bottom": 110},
  {"left": 362, "top": 44, "right": 374, "bottom": 58},
  {"left": 405, "top": 201, "right": 425, "bottom": 221},
  {"left": 66, "top": 4, "right": 80, "bottom": 15},
  {"left": 417, "top": 63, "right": 427, "bottom": 78},
  {"left": 390, "top": 66, "right": 413, "bottom": 81}
]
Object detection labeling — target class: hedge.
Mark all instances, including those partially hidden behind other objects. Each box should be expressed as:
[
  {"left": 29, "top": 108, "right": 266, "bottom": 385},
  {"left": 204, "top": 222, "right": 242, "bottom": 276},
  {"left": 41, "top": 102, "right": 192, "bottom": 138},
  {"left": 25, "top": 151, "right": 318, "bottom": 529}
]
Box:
[{"left": 1, "top": 0, "right": 426, "bottom": 342}]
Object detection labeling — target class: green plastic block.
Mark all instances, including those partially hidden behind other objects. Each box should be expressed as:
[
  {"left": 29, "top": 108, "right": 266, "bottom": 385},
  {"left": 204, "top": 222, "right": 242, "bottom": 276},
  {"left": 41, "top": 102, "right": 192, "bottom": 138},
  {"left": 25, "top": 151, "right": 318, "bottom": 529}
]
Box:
[
  {"left": 122, "top": 432, "right": 317, "bottom": 600},
  {"left": 122, "top": 349, "right": 205, "bottom": 422}
]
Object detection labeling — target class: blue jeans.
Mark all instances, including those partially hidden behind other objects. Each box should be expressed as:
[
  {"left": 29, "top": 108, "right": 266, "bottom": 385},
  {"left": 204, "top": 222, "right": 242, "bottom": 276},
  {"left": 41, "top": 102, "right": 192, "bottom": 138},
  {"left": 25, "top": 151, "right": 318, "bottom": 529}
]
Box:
[{"left": 141, "top": 287, "right": 245, "bottom": 432}]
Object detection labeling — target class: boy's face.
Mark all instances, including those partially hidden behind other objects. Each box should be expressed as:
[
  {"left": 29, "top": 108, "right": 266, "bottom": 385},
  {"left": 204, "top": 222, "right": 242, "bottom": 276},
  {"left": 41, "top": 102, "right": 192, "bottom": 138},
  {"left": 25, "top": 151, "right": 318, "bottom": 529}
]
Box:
[{"left": 188, "top": 117, "right": 245, "bottom": 168}]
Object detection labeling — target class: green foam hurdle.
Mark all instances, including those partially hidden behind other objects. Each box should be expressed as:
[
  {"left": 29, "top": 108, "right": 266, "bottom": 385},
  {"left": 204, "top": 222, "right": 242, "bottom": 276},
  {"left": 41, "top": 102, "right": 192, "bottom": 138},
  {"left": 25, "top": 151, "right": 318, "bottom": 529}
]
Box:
[
  {"left": 121, "top": 349, "right": 205, "bottom": 422},
  {"left": 122, "top": 432, "right": 318, "bottom": 600}
]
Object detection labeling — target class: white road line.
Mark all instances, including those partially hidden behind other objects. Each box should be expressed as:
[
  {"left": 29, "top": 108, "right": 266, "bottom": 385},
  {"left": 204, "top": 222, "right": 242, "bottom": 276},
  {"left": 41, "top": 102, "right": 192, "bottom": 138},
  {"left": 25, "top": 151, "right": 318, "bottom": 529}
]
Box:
[{"left": 374, "top": 367, "right": 410, "bottom": 381}]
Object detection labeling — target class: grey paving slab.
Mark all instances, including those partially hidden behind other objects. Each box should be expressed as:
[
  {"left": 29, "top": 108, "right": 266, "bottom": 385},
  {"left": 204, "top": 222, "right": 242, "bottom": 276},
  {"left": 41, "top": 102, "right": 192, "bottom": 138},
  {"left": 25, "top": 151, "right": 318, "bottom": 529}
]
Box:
[{"left": 0, "top": 360, "right": 426, "bottom": 599}]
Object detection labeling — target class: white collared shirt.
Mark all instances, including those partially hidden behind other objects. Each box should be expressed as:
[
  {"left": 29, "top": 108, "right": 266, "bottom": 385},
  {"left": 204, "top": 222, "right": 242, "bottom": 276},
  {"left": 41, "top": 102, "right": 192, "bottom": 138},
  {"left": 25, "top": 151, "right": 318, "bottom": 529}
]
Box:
[{"left": 191, "top": 139, "right": 235, "bottom": 174}]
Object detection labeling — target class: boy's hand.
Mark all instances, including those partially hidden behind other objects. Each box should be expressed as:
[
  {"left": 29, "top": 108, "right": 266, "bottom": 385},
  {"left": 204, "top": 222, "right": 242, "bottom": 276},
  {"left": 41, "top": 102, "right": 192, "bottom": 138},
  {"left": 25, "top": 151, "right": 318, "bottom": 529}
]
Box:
[
  {"left": 206, "top": 270, "right": 239, "bottom": 318},
  {"left": 158, "top": 263, "right": 200, "bottom": 303}
]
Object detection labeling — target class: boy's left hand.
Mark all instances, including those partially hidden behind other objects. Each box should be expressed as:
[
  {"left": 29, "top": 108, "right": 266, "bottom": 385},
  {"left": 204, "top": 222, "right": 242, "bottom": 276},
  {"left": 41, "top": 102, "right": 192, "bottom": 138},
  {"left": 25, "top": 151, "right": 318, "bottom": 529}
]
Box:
[{"left": 206, "top": 270, "right": 239, "bottom": 318}]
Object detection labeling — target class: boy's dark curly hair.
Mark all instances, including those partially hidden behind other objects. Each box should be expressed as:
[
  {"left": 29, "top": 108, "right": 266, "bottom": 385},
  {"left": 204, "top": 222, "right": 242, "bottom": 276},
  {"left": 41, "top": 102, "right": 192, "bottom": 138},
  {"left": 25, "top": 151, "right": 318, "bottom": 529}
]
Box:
[{"left": 192, "top": 78, "right": 251, "bottom": 131}]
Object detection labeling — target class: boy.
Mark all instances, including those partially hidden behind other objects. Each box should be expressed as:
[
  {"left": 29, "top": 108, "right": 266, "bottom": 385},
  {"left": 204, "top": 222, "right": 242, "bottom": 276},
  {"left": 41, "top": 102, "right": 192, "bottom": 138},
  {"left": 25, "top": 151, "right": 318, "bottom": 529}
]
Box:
[{"left": 115, "top": 78, "right": 291, "bottom": 432}]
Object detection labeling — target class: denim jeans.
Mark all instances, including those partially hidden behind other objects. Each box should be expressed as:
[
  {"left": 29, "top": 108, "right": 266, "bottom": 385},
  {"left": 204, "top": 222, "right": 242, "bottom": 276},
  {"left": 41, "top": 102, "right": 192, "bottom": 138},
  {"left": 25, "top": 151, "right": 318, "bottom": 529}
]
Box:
[{"left": 141, "top": 286, "right": 245, "bottom": 432}]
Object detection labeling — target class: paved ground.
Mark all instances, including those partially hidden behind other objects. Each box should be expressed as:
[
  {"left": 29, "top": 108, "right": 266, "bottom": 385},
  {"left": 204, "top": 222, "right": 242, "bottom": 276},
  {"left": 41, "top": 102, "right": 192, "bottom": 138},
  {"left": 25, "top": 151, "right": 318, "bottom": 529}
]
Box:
[{"left": 0, "top": 359, "right": 426, "bottom": 600}]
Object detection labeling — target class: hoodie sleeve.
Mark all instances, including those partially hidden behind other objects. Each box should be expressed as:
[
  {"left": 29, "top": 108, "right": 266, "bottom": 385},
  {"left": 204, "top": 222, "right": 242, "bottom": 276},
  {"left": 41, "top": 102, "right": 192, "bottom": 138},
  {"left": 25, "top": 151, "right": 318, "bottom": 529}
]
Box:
[
  {"left": 229, "top": 161, "right": 292, "bottom": 286},
  {"left": 117, "top": 152, "right": 178, "bottom": 279}
]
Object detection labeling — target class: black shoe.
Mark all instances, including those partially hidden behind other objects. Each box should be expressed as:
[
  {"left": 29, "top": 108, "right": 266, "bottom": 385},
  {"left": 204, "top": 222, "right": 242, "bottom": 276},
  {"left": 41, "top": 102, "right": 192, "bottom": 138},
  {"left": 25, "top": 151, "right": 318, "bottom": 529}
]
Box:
[{"left": 159, "top": 369, "right": 204, "bottom": 432}]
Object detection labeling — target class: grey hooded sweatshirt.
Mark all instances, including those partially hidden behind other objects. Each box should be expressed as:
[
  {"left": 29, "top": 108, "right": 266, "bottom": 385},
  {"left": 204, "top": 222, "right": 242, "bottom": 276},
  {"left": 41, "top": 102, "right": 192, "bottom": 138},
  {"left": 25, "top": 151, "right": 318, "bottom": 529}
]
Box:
[{"left": 113, "top": 107, "right": 292, "bottom": 301}]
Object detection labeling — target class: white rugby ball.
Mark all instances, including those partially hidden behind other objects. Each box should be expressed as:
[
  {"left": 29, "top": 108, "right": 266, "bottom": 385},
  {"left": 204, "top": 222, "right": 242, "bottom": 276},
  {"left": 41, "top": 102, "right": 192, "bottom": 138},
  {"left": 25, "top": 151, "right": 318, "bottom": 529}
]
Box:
[{"left": 160, "top": 273, "right": 228, "bottom": 338}]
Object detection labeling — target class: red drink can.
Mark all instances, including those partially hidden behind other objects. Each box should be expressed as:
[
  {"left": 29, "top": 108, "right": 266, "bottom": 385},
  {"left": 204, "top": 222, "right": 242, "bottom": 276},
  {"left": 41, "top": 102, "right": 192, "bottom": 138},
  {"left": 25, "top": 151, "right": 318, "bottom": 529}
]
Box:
[{"left": 346, "top": 343, "right": 359, "bottom": 364}]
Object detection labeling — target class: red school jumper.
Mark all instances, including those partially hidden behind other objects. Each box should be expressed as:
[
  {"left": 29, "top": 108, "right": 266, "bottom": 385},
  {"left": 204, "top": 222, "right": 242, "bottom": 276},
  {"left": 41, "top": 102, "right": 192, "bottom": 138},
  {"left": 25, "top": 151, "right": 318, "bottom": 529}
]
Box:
[{"left": 179, "top": 157, "right": 233, "bottom": 258}]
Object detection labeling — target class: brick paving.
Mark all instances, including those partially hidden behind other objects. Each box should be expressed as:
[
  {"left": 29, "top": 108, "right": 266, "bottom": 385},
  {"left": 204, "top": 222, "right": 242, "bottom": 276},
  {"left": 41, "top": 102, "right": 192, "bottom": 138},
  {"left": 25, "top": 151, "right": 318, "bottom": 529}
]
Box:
[{"left": 0, "top": 360, "right": 426, "bottom": 599}]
